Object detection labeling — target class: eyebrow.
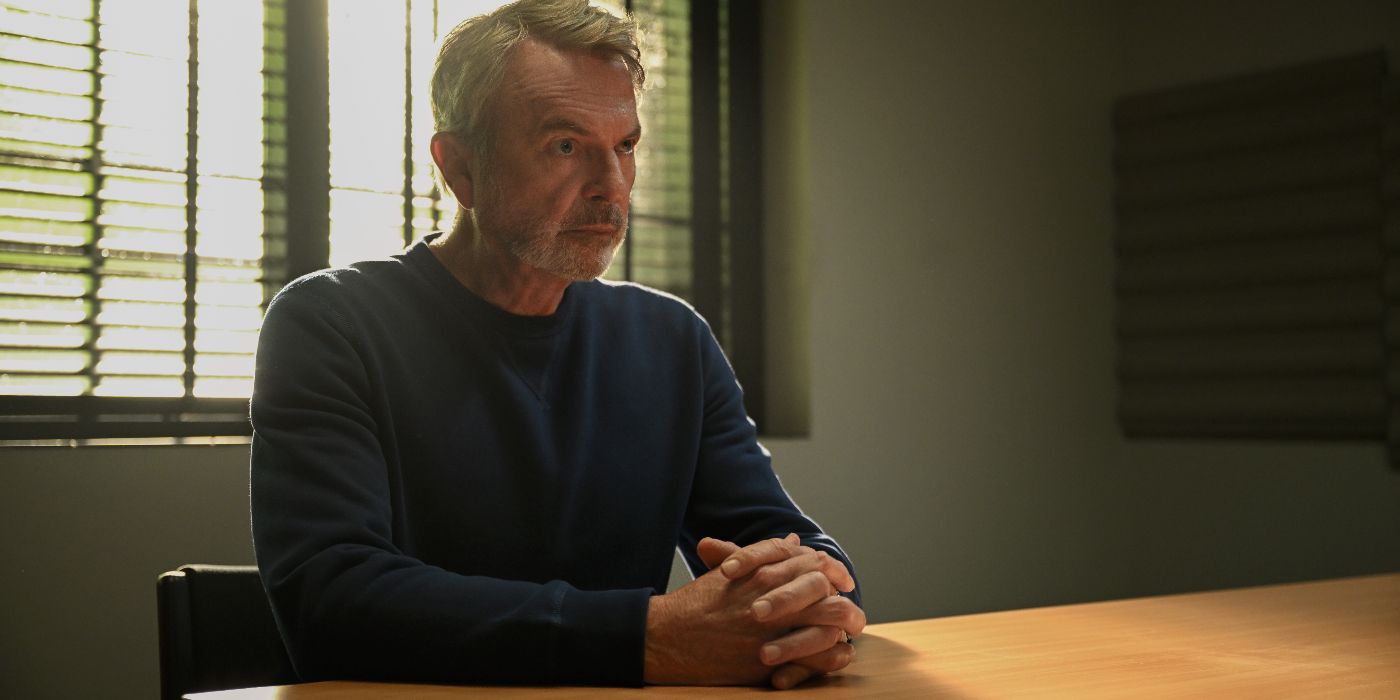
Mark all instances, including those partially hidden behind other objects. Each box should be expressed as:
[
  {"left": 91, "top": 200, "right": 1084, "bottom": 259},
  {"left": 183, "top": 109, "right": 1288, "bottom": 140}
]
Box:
[
  {"left": 538, "top": 117, "right": 642, "bottom": 141},
  {"left": 539, "top": 117, "right": 586, "bottom": 134}
]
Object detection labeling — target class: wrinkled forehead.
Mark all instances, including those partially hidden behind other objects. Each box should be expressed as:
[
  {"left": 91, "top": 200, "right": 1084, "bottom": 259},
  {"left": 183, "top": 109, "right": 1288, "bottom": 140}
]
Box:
[
  {"left": 505, "top": 38, "right": 635, "bottom": 95},
  {"left": 495, "top": 38, "right": 639, "bottom": 127}
]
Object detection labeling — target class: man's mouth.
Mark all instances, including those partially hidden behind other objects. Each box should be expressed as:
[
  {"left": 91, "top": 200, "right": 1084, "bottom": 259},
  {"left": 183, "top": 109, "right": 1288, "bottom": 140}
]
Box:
[{"left": 563, "top": 226, "right": 620, "bottom": 236}]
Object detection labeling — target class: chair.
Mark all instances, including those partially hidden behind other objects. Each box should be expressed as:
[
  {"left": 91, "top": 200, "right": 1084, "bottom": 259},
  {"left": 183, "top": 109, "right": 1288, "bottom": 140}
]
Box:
[{"left": 157, "top": 564, "right": 299, "bottom": 700}]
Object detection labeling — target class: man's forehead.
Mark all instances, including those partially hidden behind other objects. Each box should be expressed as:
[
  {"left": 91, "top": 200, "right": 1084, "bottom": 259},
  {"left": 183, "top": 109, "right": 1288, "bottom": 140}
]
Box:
[
  {"left": 504, "top": 38, "right": 635, "bottom": 98},
  {"left": 518, "top": 94, "right": 640, "bottom": 140},
  {"left": 497, "top": 40, "right": 638, "bottom": 133}
]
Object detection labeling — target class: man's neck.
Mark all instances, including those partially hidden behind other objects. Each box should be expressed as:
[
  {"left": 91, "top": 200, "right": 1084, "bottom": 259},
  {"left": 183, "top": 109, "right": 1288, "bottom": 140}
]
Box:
[{"left": 428, "top": 224, "right": 571, "bottom": 317}]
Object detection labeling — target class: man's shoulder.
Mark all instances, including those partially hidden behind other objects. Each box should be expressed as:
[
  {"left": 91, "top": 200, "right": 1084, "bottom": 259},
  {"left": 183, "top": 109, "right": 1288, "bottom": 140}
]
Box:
[
  {"left": 269, "top": 255, "right": 419, "bottom": 313},
  {"left": 577, "top": 278, "right": 709, "bottom": 330},
  {"left": 582, "top": 278, "right": 697, "bottom": 315}
]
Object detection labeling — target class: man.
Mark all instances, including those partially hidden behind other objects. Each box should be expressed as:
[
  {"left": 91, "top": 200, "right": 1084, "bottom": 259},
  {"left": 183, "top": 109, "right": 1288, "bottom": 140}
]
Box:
[{"left": 250, "top": 0, "right": 863, "bottom": 689}]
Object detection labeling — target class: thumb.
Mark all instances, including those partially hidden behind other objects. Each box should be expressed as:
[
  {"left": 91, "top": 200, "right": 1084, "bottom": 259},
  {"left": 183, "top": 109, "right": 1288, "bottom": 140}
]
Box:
[{"left": 696, "top": 537, "right": 740, "bottom": 570}]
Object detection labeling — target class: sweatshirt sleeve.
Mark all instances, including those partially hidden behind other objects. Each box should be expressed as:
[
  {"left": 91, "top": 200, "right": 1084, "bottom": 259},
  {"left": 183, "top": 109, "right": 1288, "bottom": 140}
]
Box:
[
  {"left": 249, "top": 277, "right": 651, "bottom": 685},
  {"left": 676, "top": 318, "right": 862, "bottom": 606}
]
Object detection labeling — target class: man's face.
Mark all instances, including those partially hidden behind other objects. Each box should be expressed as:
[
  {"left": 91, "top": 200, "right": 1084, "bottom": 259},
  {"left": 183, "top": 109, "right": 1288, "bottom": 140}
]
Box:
[{"left": 471, "top": 39, "right": 640, "bottom": 281}]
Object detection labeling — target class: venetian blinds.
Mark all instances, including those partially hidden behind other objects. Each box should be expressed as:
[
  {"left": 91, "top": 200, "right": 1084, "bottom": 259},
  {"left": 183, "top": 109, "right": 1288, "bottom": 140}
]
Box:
[
  {"left": 621, "top": 0, "right": 693, "bottom": 298},
  {"left": 324, "top": 0, "right": 438, "bottom": 266},
  {"left": 1383, "top": 82, "right": 1400, "bottom": 465},
  {"left": 0, "top": 0, "right": 284, "bottom": 439},
  {"left": 1114, "top": 52, "right": 1390, "bottom": 440},
  {"left": 0, "top": 0, "right": 741, "bottom": 441}
]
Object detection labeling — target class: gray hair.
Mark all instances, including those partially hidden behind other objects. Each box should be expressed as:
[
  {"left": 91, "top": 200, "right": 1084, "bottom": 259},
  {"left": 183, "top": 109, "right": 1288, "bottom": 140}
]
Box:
[{"left": 430, "top": 0, "right": 645, "bottom": 159}]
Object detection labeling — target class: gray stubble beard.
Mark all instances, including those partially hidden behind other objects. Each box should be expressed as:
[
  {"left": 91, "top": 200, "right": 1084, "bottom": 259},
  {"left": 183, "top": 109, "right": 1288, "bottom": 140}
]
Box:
[
  {"left": 509, "top": 219, "right": 628, "bottom": 281},
  {"left": 474, "top": 175, "right": 630, "bottom": 281}
]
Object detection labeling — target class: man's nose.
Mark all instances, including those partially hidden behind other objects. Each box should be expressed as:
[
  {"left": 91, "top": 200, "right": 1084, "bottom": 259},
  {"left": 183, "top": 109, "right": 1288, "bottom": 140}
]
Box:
[{"left": 586, "top": 151, "right": 630, "bottom": 205}]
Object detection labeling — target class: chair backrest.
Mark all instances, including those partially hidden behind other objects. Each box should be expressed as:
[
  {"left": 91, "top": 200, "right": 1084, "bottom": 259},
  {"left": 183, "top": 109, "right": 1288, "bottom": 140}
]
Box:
[{"left": 157, "top": 564, "right": 299, "bottom": 700}]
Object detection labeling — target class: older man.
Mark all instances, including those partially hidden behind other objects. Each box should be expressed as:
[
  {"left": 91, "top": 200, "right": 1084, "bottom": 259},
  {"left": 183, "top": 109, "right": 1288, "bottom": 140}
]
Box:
[{"left": 250, "top": 0, "right": 862, "bottom": 689}]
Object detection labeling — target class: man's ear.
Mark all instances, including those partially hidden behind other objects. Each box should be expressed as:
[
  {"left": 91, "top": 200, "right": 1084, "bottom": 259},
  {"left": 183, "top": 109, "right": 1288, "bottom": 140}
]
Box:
[{"left": 430, "top": 131, "right": 475, "bottom": 210}]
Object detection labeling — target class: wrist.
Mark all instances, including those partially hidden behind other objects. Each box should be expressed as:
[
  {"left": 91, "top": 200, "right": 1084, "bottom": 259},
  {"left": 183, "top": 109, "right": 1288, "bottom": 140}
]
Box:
[{"left": 643, "top": 593, "right": 676, "bottom": 684}]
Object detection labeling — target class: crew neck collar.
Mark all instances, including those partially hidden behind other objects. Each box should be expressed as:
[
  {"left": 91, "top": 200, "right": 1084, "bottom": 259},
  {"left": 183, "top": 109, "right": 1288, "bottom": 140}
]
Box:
[{"left": 407, "top": 233, "right": 581, "bottom": 338}]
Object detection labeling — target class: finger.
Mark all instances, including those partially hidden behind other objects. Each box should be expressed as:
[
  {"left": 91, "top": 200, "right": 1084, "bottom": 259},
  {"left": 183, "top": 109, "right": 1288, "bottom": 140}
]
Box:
[
  {"left": 789, "top": 640, "right": 857, "bottom": 674},
  {"left": 770, "top": 663, "right": 818, "bottom": 690},
  {"left": 811, "top": 549, "right": 857, "bottom": 593},
  {"left": 748, "top": 548, "right": 855, "bottom": 595},
  {"left": 759, "top": 624, "right": 843, "bottom": 666},
  {"left": 718, "top": 533, "right": 806, "bottom": 580},
  {"left": 787, "top": 595, "right": 867, "bottom": 637},
  {"left": 695, "top": 537, "right": 740, "bottom": 570},
  {"left": 753, "top": 569, "right": 832, "bottom": 621}
]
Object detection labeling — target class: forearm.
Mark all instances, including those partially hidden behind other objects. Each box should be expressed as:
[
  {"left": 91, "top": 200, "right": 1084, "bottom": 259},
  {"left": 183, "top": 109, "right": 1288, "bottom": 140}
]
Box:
[
  {"left": 685, "top": 325, "right": 862, "bottom": 607},
  {"left": 252, "top": 432, "right": 652, "bottom": 685},
  {"left": 258, "top": 533, "right": 651, "bottom": 684}
]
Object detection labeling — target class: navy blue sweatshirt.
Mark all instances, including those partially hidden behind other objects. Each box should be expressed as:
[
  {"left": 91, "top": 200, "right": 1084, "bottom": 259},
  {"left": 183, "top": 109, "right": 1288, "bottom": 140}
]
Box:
[{"left": 250, "top": 238, "right": 858, "bottom": 685}]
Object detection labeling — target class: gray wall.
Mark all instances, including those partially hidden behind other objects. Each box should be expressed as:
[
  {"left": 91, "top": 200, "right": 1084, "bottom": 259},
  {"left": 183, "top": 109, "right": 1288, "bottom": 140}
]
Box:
[
  {"left": 760, "top": 0, "right": 1135, "bottom": 621},
  {"left": 4, "top": 1, "right": 1400, "bottom": 698},
  {"left": 1110, "top": 0, "right": 1400, "bottom": 597},
  {"left": 758, "top": 0, "right": 1400, "bottom": 627},
  {"left": 2, "top": 446, "right": 255, "bottom": 699}
]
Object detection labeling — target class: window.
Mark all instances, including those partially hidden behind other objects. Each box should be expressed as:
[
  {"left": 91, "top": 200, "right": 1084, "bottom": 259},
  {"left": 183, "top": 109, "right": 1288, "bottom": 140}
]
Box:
[
  {"left": 0, "top": 0, "right": 765, "bottom": 442},
  {"left": 0, "top": 0, "right": 283, "bottom": 439}
]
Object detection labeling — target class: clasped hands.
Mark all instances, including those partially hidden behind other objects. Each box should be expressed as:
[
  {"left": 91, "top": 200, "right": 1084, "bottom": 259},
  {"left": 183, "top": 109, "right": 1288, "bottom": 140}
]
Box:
[{"left": 644, "top": 533, "right": 866, "bottom": 690}]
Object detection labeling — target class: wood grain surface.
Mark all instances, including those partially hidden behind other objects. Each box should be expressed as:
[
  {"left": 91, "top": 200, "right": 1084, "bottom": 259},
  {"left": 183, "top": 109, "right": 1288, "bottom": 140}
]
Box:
[{"left": 190, "top": 573, "right": 1400, "bottom": 699}]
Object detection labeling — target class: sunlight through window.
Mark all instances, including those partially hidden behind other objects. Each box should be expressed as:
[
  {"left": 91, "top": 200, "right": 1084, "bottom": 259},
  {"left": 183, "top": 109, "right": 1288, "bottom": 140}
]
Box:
[
  {"left": 0, "top": 0, "right": 704, "bottom": 438},
  {"left": 0, "top": 0, "right": 274, "bottom": 402}
]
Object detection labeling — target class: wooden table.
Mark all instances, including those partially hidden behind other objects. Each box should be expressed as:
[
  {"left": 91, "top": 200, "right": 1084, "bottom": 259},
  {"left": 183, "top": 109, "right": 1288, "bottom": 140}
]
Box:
[{"left": 191, "top": 573, "right": 1400, "bottom": 699}]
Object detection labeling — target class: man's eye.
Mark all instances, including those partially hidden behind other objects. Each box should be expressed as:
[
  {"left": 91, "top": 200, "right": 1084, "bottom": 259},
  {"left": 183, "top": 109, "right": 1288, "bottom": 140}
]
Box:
[
  {"left": 619, "top": 139, "right": 635, "bottom": 154},
  {"left": 556, "top": 139, "right": 574, "bottom": 155}
]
